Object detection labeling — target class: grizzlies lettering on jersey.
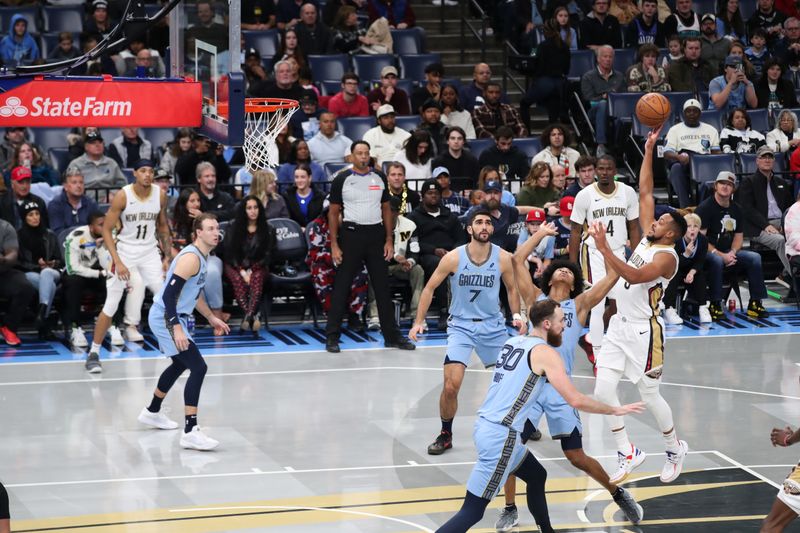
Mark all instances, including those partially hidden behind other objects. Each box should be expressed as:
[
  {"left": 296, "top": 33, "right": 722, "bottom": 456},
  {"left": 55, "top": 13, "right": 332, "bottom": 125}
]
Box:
[
  {"left": 449, "top": 244, "right": 503, "bottom": 321},
  {"left": 478, "top": 336, "right": 548, "bottom": 432}
]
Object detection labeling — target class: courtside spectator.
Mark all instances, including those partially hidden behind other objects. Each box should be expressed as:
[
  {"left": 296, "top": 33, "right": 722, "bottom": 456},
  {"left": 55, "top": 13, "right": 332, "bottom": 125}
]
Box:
[
  {"left": 278, "top": 0, "right": 319, "bottom": 30},
  {"left": 581, "top": 45, "right": 624, "bottom": 157},
  {"left": 108, "top": 128, "right": 155, "bottom": 169},
  {"left": 737, "top": 145, "right": 794, "bottom": 279},
  {"left": 328, "top": 72, "right": 370, "bottom": 118},
  {"left": 16, "top": 201, "right": 61, "bottom": 339},
  {"left": 709, "top": 55, "right": 758, "bottom": 111},
  {"left": 478, "top": 127, "right": 530, "bottom": 182},
  {"left": 308, "top": 112, "right": 353, "bottom": 165},
  {"left": 667, "top": 36, "right": 716, "bottom": 93},
  {"left": 1, "top": 127, "right": 41, "bottom": 171},
  {"left": 269, "top": 28, "right": 307, "bottom": 71},
  {"left": 393, "top": 131, "right": 434, "bottom": 182},
  {"left": 517, "top": 161, "right": 561, "bottom": 215},
  {"left": 0, "top": 166, "right": 49, "bottom": 229},
  {"left": 532, "top": 124, "right": 581, "bottom": 176},
  {"left": 277, "top": 139, "right": 326, "bottom": 184},
  {"left": 242, "top": 0, "right": 276, "bottom": 29},
  {"left": 626, "top": 43, "right": 671, "bottom": 92},
  {"left": 417, "top": 99, "right": 447, "bottom": 153},
  {"left": 729, "top": 40, "right": 759, "bottom": 79},
  {"left": 664, "top": 98, "right": 721, "bottom": 208},
  {"left": 196, "top": 162, "right": 235, "bottom": 221},
  {"left": 745, "top": 28, "right": 771, "bottom": 78},
  {"left": 175, "top": 133, "right": 231, "bottom": 186},
  {"left": 412, "top": 63, "right": 444, "bottom": 115},
  {"left": 580, "top": 0, "right": 622, "bottom": 49},
  {"left": 720, "top": 108, "right": 766, "bottom": 153},
  {"left": 773, "top": 18, "right": 800, "bottom": 66},
  {"left": 385, "top": 162, "right": 421, "bottom": 214},
  {"left": 516, "top": 207, "right": 554, "bottom": 280},
  {"left": 696, "top": 171, "right": 770, "bottom": 319},
  {"left": 0, "top": 14, "right": 40, "bottom": 65},
  {"left": 244, "top": 48, "right": 269, "bottom": 86},
  {"left": 284, "top": 163, "right": 325, "bottom": 229},
  {"left": 626, "top": 0, "right": 666, "bottom": 47},
  {"left": 3, "top": 141, "right": 59, "bottom": 186},
  {"left": 160, "top": 128, "right": 193, "bottom": 176},
  {"left": 48, "top": 167, "right": 99, "bottom": 234},
  {"left": 49, "top": 31, "right": 81, "bottom": 62},
  {"left": 717, "top": 0, "right": 747, "bottom": 42},
  {"left": 473, "top": 82, "right": 528, "bottom": 139},
  {"left": 552, "top": 196, "right": 574, "bottom": 260},
  {"left": 67, "top": 131, "right": 127, "bottom": 195},
  {"left": 664, "top": 0, "right": 700, "bottom": 37},
  {"left": 431, "top": 126, "right": 480, "bottom": 186},
  {"left": 565, "top": 155, "right": 596, "bottom": 197},
  {"left": 0, "top": 217, "right": 35, "bottom": 346},
  {"left": 477, "top": 166, "right": 516, "bottom": 206},
  {"left": 767, "top": 110, "right": 800, "bottom": 154},
  {"left": 755, "top": 59, "right": 798, "bottom": 110},
  {"left": 363, "top": 104, "right": 411, "bottom": 167},
  {"left": 746, "top": 0, "right": 785, "bottom": 48},
  {"left": 249, "top": 170, "right": 289, "bottom": 219},
  {"left": 122, "top": 49, "right": 165, "bottom": 78},
  {"left": 440, "top": 85, "right": 476, "bottom": 140},
  {"left": 332, "top": 6, "right": 370, "bottom": 54},
  {"left": 460, "top": 63, "right": 507, "bottom": 111},
  {"left": 433, "top": 167, "right": 470, "bottom": 215},
  {"left": 187, "top": 0, "right": 228, "bottom": 50},
  {"left": 663, "top": 212, "right": 712, "bottom": 324},
  {"left": 552, "top": 7, "right": 578, "bottom": 51},
  {"left": 407, "top": 178, "right": 466, "bottom": 328},
  {"left": 519, "top": 19, "right": 570, "bottom": 126},
  {"left": 294, "top": 3, "right": 333, "bottom": 55},
  {"left": 368, "top": 66, "right": 411, "bottom": 116},
  {"left": 249, "top": 60, "right": 305, "bottom": 101},
  {"left": 662, "top": 35, "right": 683, "bottom": 69},
  {"left": 289, "top": 90, "right": 325, "bottom": 141},
  {"left": 700, "top": 14, "right": 731, "bottom": 73}
]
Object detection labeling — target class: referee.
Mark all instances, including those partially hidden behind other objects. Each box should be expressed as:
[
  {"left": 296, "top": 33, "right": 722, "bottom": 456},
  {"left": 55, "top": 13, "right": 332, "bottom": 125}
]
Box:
[{"left": 326, "top": 140, "right": 416, "bottom": 353}]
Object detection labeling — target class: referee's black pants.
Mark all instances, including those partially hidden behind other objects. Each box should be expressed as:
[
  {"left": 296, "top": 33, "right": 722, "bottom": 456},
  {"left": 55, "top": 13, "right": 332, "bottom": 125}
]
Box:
[{"left": 325, "top": 222, "right": 401, "bottom": 343}]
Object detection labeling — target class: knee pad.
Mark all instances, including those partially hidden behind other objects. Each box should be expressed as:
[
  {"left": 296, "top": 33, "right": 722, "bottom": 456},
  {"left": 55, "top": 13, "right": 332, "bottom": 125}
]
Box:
[{"left": 594, "top": 367, "right": 622, "bottom": 404}]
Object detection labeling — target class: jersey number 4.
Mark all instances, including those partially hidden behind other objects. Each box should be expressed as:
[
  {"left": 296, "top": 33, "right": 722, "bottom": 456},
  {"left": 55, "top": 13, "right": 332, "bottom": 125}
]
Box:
[
  {"left": 135, "top": 224, "right": 148, "bottom": 240},
  {"left": 496, "top": 344, "right": 526, "bottom": 371},
  {"left": 606, "top": 220, "right": 614, "bottom": 237}
]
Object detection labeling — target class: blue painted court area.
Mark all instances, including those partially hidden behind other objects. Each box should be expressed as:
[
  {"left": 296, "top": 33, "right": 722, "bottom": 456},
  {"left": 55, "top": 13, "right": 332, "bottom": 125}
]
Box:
[{"left": 2, "top": 307, "right": 799, "bottom": 364}]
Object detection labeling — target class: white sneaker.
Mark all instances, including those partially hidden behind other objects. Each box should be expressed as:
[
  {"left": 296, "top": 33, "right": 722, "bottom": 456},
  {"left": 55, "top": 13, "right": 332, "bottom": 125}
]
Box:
[
  {"left": 70, "top": 327, "right": 88, "bottom": 348},
  {"left": 137, "top": 407, "right": 179, "bottom": 430},
  {"left": 124, "top": 325, "right": 144, "bottom": 342},
  {"left": 109, "top": 326, "right": 125, "bottom": 346},
  {"left": 180, "top": 426, "right": 219, "bottom": 451},
  {"left": 660, "top": 440, "right": 688, "bottom": 483},
  {"left": 367, "top": 317, "right": 381, "bottom": 331},
  {"left": 664, "top": 307, "right": 683, "bottom": 325},
  {"left": 698, "top": 305, "right": 712, "bottom": 323},
  {"left": 609, "top": 444, "right": 646, "bottom": 484}
]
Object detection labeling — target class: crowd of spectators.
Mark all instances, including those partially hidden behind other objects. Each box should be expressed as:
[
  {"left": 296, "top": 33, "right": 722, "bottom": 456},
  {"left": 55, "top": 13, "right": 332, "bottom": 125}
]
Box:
[{"left": 3, "top": 0, "right": 800, "bottom": 346}]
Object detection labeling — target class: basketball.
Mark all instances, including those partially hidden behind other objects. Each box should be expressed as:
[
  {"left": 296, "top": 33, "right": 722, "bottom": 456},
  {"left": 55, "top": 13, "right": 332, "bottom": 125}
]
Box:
[{"left": 635, "top": 93, "right": 671, "bottom": 128}]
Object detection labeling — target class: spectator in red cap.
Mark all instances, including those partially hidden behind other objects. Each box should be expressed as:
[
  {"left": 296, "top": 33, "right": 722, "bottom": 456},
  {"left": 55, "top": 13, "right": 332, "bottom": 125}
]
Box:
[
  {"left": 553, "top": 196, "right": 575, "bottom": 260},
  {"left": 516, "top": 207, "right": 554, "bottom": 279},
  {"left": 0, "top": 166, "right": 48, "bottom": 229}
]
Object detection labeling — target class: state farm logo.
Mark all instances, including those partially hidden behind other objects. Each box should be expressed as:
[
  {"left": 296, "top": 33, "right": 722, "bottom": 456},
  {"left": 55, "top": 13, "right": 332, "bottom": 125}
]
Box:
[
  {"left": 0, "top": 95, "right": 131, "bottom": 118},
  {"left": 0, "top": 96, "right": 28, "bottom": 118}
]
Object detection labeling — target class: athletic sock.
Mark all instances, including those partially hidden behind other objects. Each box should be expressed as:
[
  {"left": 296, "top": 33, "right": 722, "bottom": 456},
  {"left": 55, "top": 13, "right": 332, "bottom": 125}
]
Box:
[
  {"left": 504, "top": 502, "right": 517, "bottom": 511},
  {"left": 147, "top": 395, "right": 163, "bottom": 413},
  {"left": 185, "top": 414, "right": 197, "bottom": 433},
  {"left": 441, "top": 418, "right": 453, "bottom": 434},
  {"left": 611, "top": 487, "right": 622, "bottom": 498},
  {"left": 663, "top": 428, "right": 679, "bottom": 453},
  {"left": 90, "top": 342, "right": 102, "bottom": 354},
  {"left": 613, "top": 426, "right": 631, "bottom": 455}
]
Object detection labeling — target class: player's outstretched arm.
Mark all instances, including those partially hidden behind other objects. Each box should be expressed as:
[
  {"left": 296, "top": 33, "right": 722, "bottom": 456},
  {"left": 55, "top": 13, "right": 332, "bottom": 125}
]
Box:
[
  {"left": 531, "top": 344, "right": 645, "bottom": 416},
  {"left": 639, "top": 125, "right": 663, "bottom": 235},
  {"left": 196, "top": 293, "right": 230, "bottom": 336},
  {"left": 408, "top": 249, "right": 458, "bottom": 341},
  {"left": 590, "top": 220, "right": 675, "bottom": 284},
  {"left": 575, "top": 267, "right": 620, "bottom": 325},
  {"left": 501, "top": 250, "right": 526, "bottom": 334},
  {"left": 512, "top": 222, "right": 557, "bottom": 310}
]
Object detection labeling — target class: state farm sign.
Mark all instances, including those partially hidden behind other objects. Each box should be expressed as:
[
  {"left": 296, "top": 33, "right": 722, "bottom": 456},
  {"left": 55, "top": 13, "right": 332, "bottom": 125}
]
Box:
[{"left": 0, "top": 76, "right": 202, "bottom": 127}]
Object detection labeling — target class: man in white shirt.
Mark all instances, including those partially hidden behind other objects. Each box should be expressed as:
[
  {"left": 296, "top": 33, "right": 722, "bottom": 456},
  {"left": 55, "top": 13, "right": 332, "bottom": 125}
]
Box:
[
  {"left": 664, "top": 98, "right": 721, "bottom": 207},
  {"left": 363, "top": 104, "right": 411, "bottom": 168},
  {"left": 307, "top": 112, "right": 353, "bottom": 166}
]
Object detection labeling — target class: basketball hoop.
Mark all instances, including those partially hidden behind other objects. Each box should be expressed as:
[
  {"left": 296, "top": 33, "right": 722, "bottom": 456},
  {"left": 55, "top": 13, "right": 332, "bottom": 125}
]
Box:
[{"left": 243, "top": 98, "right": 300, "bottom": 171}]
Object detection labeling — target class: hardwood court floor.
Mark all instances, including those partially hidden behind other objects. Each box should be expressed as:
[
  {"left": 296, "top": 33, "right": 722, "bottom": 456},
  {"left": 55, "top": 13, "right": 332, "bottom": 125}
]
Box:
[{"left": 1, "top": 319, "right": 800, "bottom": 532}]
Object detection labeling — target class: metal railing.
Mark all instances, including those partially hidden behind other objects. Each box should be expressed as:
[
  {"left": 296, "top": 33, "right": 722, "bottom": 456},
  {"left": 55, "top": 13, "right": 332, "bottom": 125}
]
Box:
[
  {"left": 500, "top": 40, "right": 527, "bottom": 98},
  {"left": 460, "top": 0, "right": 489, "bottom": 63}
]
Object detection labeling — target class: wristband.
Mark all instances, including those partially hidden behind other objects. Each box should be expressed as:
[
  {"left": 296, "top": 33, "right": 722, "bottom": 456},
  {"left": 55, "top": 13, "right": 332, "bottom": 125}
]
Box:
[{"left": 513, "top": 313, "right": 524, "bottom": 322}]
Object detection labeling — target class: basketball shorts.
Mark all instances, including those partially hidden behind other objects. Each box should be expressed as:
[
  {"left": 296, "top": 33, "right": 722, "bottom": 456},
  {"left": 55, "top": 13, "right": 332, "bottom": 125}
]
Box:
[
  {"left": 580, "top": 245, "right": 625, "bottom": 290},
  {"left": 445, "top": 315, "right": 509, "bottom": 367},
  {"left": 466, "top": 418, "right": 529, "bottom": 500},
  {"left": 102, "top": 247, "right": 164, "bottom": 316},
  {"left": 596, "top": 314, "right": 666, "bottom": 383},
  {"left": 527, "top": 383, "right": 582, "bottom": 439},
  {"left": 148, "top": 306, "right": 194, "bottom": 356}
]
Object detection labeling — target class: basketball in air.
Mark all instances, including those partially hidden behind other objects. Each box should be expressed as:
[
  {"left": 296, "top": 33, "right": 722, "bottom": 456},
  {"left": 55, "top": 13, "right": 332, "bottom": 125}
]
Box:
[{"left": 635, "top": 93, "right": 671, "bottom": 128}]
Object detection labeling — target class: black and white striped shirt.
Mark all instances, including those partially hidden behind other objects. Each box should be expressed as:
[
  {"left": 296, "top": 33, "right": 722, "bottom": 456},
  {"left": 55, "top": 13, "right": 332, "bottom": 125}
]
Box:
[{"left": 329, "top": 168, "right": 390, "bottom": 225}]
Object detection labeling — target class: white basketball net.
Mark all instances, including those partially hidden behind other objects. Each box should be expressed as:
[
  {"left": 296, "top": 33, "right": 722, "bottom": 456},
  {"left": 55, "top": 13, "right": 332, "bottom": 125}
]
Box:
[{"left": 243, "top": 101, "right": 298, "bottom": 171}]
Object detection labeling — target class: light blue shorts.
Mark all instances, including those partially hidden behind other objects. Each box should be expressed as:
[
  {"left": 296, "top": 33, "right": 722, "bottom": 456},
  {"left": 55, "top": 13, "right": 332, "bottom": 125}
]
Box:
[
  {"left": 527, "top": 383, "right": 582, "bottom": 439},
  {"left": 148, "top": 307, "right": 194, "bottom": 356},
  {"left": 466, "top": 418, "right": 530, "bottom": 500},
  {"left": 445, "top": 316, "right": 509, "bottom": 367}
]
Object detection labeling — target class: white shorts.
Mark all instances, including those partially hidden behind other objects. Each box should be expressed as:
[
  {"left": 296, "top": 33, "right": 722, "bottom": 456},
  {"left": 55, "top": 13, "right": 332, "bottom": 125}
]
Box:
[
  {"left": 596, "top": 314, "right": 666, "bottom": 383},
  {"left": 777, "top": 463, "right": 800, "bottom": 516},
  {"left": 580, "top": 245, "right": 625, "bottom": 291},
  {"left": 102, "top": 247, "right": 164, "bottom": 316}
]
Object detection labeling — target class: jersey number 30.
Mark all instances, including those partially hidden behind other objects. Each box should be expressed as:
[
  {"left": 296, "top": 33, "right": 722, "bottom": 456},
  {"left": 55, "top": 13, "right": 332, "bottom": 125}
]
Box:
[{"left": 496, "top": 344, "right": 525, "bottom": 371}]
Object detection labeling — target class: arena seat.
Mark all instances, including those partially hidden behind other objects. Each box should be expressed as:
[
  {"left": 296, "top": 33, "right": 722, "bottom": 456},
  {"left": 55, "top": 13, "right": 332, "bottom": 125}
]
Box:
[
  {"left": 399, "top": 53, "right": 442, "bottom": 82},
  {"left": 243, "top": 30, "right": 280, "bottom": 58},
  {"left": 353, "top": 54, "right": 397, "bottom": 83},
  {"left": 42, "top": 5, "right": 83, "bottom": 33},
  {"left": 308, "top": 54, "right": 350, "bottom": 82}
]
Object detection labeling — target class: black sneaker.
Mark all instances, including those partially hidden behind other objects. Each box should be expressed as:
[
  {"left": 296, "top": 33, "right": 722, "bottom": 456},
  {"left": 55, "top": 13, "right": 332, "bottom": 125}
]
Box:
[
  {"left": 385, "top": 338, "right": 416, "bottom": 350},
  {"left": 348, "top": 312, "right": 365, "bottom": 333},
  {"left": 325, "top": 338, "right": 340, "bottom": 353},
  {"left": 613, "top": 487, "right": 643, "bottom": 525},
  {"left": 747, "top": 300, "right": 770, "bottom": 318},
  {"left": 708, "top": 301, "right": 724, "bottom": 321},
  {"left": 85, "top": 352, "right": 102, "bottom": 373},
  {"left": 427, "top": 430, "right": 452, "bottom": 455}
]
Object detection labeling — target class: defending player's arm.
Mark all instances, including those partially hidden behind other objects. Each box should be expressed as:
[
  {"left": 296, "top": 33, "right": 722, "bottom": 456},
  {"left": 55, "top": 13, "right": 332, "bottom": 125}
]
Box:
[
  {"left": 530, "top": 344, "right": 645, "bottom": 416},
  {"left": 627, "top": 217, "right": 642, "bottom": 250},
  {"left": 575, "top": 266, "right": 620, "bottom": 325},
  {"left": 157, "top": 190, "right": 173, "bottom": 262},
  {"left": 591, "top": 220, "right": 676, "bottom": 284},
  {"left": 163, "top": 252, "right": 201, "bottom": 351},
  {"left": 500, "top": 250, "right": 526, "bottom": 335},
  {"left": 568, "top": 191, "right": 589, "bottom": 263},
  {"left": 568, "top": 222, "right": 583, "bottom": 264},
  {"left": 195, "top": 293, "right": 230, "bottom": 336},
  {"left": 102, "top": 188, "right": 129, "bottom": 280},
  {"left": 638, "top": 125, "right": 663, "bottom": 233},
  {"left": 408, "top": 250, "right": 459, "bottom": 340},
  {"left": 512, "top": 222, "right": 558, "bottom": 310}
]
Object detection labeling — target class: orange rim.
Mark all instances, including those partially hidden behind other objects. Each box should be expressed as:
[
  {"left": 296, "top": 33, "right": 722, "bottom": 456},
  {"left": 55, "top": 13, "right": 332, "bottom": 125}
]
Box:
[{"left": 245, "top": 97, "right": 300, "bottom": 114}]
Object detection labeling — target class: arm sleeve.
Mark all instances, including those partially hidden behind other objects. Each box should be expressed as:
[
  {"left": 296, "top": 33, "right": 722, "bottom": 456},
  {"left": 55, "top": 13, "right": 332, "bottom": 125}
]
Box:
[{"left": 162, "top": 274, "right": 187, "bottom": 325}]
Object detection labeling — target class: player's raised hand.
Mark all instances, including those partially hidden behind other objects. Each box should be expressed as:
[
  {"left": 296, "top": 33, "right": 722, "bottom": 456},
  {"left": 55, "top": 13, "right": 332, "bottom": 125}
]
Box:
[
  {"left": 408, "top": 322, "right": 427, "bottom": 341},
  {"left": 613, "top": 401, "right": 647, "bottom": 415},
  {"left": 588, "top": 221, "right": 608, "bottom": 249},
  {"left": 644, "top": 124, "right": 664, "bottom": 151},
  {"left": 771, "top": 426, "right": 794, "bottom": 447},
  {"left": 512, "top": 316, "right": 528, "bottom": 335}
]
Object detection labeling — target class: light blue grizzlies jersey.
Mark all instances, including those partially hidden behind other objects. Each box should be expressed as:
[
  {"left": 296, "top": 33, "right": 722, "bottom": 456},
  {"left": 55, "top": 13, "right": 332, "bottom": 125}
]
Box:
[
  {"left": 537, "top": 295, "right": 582, "bottom": 375},
  {"left": 477, "top": 336, "right": 548, "bottom": 432},
  {"left": 153, "top": 245, "right": 208, "bottom": 316},
  {"left": 448, "top": 244, "right": 503, "bottom": 320}
]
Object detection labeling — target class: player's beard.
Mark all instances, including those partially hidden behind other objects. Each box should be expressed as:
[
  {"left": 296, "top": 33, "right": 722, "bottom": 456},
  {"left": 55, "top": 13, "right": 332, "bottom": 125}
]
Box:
[
  {"left": 472, "top": 230, "right": 491, "bottom": 243},
  {"left": 646, "top": 234, "right": 656, "bottom": 242},
  {"left": 547, "top": 329, "right": 563, "bottom": 347}
]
